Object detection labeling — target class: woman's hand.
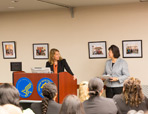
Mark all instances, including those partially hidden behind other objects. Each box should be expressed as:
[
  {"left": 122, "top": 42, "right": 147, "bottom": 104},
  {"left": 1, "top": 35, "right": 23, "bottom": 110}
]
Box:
[
  {"left": 73, "top": 76, "right": 77, "bottom": 80},
  {"left": 109, "top": 77, "right": 119, "bottom": 82}
]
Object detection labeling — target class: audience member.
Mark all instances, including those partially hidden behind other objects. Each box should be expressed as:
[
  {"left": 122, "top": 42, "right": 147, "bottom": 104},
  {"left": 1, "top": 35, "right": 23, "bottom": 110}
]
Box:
[
  {"left": 0, "top": 83, "right": 20, "bottom": 107},
  {"left": 79, "top": 81, "right": 89, "bottom": 102},
  {"left": 113, "top": 77, "right": 148, "bottom": 114},
  {"left": 60, "top": 95, "right": 85, "bottom": 114},
  {"left": 83, "top": 77, "right": 118, "bottom": 114},
  {"left": 31, "top": 82, "right": 61, "bottom": 114}
]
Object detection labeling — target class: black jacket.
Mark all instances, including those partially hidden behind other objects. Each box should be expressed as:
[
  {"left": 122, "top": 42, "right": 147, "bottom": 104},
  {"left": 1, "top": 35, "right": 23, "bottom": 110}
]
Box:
[
  {"left": 31, "top": 100, "right": 61, "bottom": 114},
  {"left": 46, "top": 59, "right": 74, "bottom": 75}
]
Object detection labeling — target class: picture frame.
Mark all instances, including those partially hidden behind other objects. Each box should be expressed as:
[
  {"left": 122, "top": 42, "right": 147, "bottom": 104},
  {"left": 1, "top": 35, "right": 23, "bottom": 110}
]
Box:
[
  {"left": 2, "top": 41, "right": 16, "bottom": 59},
  {"left": 33, "top": 43, "right": 49, "bottom": 59},
  {"left": 88, "top": 41, "right": 107, "bottom": 59},
  {"left": 122, "top": 40, "right": 143, "bottom": 58}
]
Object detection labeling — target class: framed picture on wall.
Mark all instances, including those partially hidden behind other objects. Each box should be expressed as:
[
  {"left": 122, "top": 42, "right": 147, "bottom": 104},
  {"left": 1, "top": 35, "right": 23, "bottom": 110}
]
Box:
[
  {"left": 88, "top": 41, "right": 107, "bottom": 59},
  {"left": 2, "top": 41, "right": 16, "bottom": 59},
  {"left": 33, "top": 43, "right": 49, "bottom": 59},
  {"left": 122, "top": 40, "right": 143, "bottom": 58}
]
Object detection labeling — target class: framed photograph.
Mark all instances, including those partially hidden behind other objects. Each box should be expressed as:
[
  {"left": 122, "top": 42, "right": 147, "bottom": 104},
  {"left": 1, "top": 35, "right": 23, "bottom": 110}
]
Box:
[
  {"left": 88, "top": 41, "right": 107, "bottom": 59},
  {"left": 122, "top": 40, "right": 143, "bottom": 58},
  {"left": 2, "top": 41, "right": 16, "bottom": 59},
  {"left": 33, "top": 43, "right": 49, "bottom": 59}
]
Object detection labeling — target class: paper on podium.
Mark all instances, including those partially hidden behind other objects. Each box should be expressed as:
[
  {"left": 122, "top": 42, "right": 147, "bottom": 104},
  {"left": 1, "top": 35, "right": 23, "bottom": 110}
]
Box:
[{"left": 101, "top": 75, "right": 111, "bottom": 80}]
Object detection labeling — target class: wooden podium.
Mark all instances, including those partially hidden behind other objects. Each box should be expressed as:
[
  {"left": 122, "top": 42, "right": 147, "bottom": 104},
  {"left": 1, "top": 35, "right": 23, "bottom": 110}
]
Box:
[{"left": 13, "top": 72, "right": 77, "bottom": 104}]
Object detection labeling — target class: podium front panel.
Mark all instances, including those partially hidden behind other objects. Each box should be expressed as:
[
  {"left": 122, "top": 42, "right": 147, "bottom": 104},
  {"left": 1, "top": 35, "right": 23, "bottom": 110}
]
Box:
[
  {"left": 13, "top": 72, "right": 58, "bottom": 101},
  {"left": 13, "top": 72, "right": 77, "bottom": 104}
]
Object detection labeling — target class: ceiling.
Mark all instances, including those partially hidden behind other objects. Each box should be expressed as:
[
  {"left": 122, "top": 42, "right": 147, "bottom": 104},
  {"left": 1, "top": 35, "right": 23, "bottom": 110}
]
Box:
[{"left": 0, "top": 0, "right": 143, "bottom": 12}]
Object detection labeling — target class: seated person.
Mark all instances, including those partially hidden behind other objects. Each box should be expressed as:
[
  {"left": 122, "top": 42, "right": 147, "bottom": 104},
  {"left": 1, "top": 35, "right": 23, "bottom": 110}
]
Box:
[
  {"left": 0, "top": 83, "right": 20, "bottom": 108},
  {"left": 113, "top": 77, "right": 148, "bottom": 114},
  {"left": 83, "top": 77, "right": 118, "bottom": 114},
  {"left": 79, "top": 81, "right": 89, "bottom": 102},
  {"left": 31, "top": 82, "right": 61, "bottom": 114},
  {"left": 59, "top": 95, "right": 85, "bottom": 114}
]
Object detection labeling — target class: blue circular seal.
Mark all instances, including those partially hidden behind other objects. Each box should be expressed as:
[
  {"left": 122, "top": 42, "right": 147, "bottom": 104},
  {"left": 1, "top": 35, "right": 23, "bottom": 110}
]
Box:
[
  {"left": 16, "top": 77, "right": 33, "bottom": 98},
  {"left": 37, "top": 78, "right": 53, "bottom": 98}
]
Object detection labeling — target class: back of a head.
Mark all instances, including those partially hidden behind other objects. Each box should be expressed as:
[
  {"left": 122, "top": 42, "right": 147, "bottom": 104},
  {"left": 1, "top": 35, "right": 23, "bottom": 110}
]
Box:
[
  {"left": 0, "top": 83, "right": 20, "bottom": 107},
  {"left": 60, "top": 95, "right": 85, "bottom": 114},
  {"left": 42, "top": 82, "right": 57, "bottom": 100},
  {"left": 88, "top": 78, "right": 104, "bottom": 97},
  {"left": 42, "top": 82, "right": 57, "bottom": 114},
  {"left": 123, "top": 77, "right": 144, "bottom": 107},
  {"left": 79, "top": 81, "right": 89, "bottom": 102}
]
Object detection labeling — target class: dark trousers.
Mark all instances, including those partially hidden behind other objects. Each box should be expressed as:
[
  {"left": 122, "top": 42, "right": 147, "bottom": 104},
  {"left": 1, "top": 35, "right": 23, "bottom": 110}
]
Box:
[{"left": 106, "top": 87, "right": 123, "bottom": 98}]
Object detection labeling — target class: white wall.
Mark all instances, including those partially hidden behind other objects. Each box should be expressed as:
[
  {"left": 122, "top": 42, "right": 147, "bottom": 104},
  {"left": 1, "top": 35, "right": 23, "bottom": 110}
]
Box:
[{"left": 0, "top": 3, "right": 148, "bottom": 84}]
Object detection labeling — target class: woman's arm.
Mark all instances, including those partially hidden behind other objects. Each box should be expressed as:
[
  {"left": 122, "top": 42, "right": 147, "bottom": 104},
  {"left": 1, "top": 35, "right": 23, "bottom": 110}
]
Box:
[
  {"left": 63, "top": 59, "right": 74, "bottom": 76},
  {"left": 103, "top": 61, "right": 107, "bottom": 75}
]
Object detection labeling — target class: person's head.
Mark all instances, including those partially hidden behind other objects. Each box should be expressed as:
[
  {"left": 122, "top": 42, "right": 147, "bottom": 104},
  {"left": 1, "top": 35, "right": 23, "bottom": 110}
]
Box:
[
  {"left": 42, "top": 82, "right": 57, "bottom": 114},
  {"left": 79, "top": 81, "right": 89, "bottom": 102},
  {"left": 108, "top": 45, "right": 120, "bottom": 59},
  {"left": 0, "top": 83, "right": 20, "bottom": 107},
  {"left": 49, "top": 48, "right": 63, "bottom": 65},
  {"left": 123, "top": 77, "right": 144, "bottom": 107},
  {"left": 60, "top": 95, "right": 85, "bottom": 114},
  {"left": 88, "top": 77, "right": 104, "bottom": 97}
]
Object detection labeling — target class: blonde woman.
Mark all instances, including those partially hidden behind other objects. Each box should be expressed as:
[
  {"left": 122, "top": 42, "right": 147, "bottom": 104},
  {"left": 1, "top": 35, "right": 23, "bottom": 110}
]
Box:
[
  {"left": 113, "top": 77, "right": 148, "bottom": 114},
  {"left": 46, "top": 48, "right": 76, "bottom": 80},
  {"left": 79, "top": 81, "right": 89, "bottom": 102}
]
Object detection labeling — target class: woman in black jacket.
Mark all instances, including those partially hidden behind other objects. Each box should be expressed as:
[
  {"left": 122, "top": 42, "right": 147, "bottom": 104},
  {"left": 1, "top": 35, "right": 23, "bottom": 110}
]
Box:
[{"left": 46, "top": 48, "right": 76, "bottom": 79}]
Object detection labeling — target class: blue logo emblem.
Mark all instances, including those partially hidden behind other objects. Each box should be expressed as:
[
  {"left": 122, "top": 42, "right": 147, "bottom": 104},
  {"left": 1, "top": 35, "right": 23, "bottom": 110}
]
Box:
[
  {"left": 37, "top": 78, "right": 53, "bottom": 98},
  {"left": 16, "top": 77, "right": 33, "bottom": 98}
]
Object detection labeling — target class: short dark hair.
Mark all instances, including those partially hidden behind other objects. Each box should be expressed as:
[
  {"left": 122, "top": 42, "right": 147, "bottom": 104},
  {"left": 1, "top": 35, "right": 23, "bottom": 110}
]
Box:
[
  {"left": 0, "top": 83, "right": 20, "bottom": 107},
  {"left": 42, "top": 82, "right": 57, "bottom": 114},
  {"left": 108, "top": 45, "right": 120, "bottom": 58}
]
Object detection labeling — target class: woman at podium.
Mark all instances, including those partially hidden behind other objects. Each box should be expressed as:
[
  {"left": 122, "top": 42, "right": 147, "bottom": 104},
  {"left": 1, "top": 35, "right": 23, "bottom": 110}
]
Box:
[{"left": 46, "top": 48, "right": 76, "bottom": 79}]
